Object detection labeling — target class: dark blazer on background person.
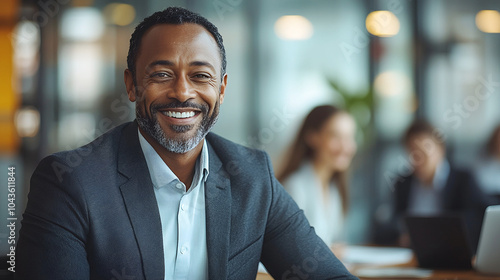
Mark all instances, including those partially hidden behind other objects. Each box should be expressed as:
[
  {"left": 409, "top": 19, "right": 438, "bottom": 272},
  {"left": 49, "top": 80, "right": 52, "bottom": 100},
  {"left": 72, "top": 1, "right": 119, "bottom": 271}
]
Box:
[
  {"left": 393, "top": 167, "right": 492, "bottom": 252},
  {"left": 16, "top": 121, "right": 357, "bottom": 280}
]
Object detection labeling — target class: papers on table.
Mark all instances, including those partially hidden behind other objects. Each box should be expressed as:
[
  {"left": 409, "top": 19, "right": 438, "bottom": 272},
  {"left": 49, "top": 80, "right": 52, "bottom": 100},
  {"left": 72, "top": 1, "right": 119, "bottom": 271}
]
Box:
[
  {"left": 342, "top": 246, "right": 413, "bottom": 266},
  {"left": 342, "top": 246, "right": 432, "bottom": 278},
  {"left": 355, "top": 267, "right": 433, "bottom": 278}
]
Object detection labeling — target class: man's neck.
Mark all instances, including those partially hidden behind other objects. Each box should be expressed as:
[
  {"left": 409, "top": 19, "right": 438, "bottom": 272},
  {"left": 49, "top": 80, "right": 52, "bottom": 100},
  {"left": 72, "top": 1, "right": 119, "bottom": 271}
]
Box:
[{"left": 139, "top": 128, "right": 203, "bottom": 190}]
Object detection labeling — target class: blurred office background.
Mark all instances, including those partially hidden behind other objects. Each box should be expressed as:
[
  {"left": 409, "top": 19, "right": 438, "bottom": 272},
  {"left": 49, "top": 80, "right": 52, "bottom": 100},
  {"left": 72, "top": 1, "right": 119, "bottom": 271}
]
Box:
[{"left": 1, "top": 0, "right": 500, "bottom": 257}]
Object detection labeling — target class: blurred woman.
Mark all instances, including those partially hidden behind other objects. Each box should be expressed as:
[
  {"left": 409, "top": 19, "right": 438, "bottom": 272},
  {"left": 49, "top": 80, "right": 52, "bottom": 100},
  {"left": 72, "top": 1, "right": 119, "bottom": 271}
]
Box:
[{"left": 278, "top": 105, "right": 357, "bottom": 245}]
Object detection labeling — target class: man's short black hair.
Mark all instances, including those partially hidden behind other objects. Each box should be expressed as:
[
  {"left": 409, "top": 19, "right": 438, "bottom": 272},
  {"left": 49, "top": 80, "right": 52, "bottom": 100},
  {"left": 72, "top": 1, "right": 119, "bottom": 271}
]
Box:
[
  {"left": 403, "top": 119, "right": 445, "bottom": 149},
  {"left": 126, "top": 7, "right": 226, "bottom": 84}
]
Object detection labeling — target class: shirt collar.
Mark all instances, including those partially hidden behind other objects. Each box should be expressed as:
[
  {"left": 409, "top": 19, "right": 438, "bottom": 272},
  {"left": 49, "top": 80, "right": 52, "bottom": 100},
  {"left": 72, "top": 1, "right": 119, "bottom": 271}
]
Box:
[
  {"left": 137, "top": 129, "right": 210, "bottom": 190},
  {"left": 199, "top": 139, "right": 210, "bottom": 182},
  {"left": 432, "top": 159, "right": 450, "bottom": 191}
]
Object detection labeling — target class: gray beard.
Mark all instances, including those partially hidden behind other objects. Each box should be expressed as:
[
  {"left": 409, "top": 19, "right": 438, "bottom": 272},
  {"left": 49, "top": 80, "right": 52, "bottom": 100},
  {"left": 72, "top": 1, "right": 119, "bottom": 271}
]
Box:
[{"left": 136, "top": 101, "right": 219, "bottom": 154}]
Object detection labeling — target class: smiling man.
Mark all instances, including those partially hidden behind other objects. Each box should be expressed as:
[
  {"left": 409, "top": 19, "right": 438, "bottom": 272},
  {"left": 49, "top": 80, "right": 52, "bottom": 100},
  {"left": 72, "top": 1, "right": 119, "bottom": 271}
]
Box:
[{"left": 16, "top": 7, "right": 357, "bottom": 280}]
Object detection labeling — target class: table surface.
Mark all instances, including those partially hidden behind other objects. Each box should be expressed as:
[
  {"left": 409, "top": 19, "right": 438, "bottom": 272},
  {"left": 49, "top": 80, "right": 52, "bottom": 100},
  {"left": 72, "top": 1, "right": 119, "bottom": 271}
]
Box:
[
  {"left": 257, "top": 266, "right": 500, "bottom": 280},
  {"left": 351, "top": 258, "right": 500, "bottom": 280},
  {"left": 255, "top": 247, "right": 500, "bottom": 280}
]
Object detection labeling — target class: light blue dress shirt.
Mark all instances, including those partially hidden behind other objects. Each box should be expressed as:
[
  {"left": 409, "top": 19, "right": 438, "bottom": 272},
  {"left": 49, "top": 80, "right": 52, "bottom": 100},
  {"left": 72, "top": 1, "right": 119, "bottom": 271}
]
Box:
[
  {"left": 474, "top": 157, "right": 500, "bottom": 194},
  {"left": 408, "top": 160, "right": 450, "bottom": 215},
  {"left": 138, "top": 130, "right": 209, "bottom": 280}
]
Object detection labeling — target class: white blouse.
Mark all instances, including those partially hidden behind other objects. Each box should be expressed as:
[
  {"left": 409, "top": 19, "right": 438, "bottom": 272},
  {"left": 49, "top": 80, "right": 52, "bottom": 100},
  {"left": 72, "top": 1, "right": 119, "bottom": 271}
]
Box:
[{"left": 283, "top": 162, "right": 344, "bottom": 246}]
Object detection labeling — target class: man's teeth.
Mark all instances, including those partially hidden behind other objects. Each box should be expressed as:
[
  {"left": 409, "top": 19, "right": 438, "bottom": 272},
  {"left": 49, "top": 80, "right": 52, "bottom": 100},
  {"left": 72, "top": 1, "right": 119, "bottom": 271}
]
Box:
[{"left": 163, "top": 111, "right": 196, "bottom": 119}]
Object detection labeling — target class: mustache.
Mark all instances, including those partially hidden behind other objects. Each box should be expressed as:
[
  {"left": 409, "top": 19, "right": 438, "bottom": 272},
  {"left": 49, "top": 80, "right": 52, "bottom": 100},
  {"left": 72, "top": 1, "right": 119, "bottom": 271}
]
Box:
[{"left": 150, "top": 100, "right": 209, "bottom": 114}]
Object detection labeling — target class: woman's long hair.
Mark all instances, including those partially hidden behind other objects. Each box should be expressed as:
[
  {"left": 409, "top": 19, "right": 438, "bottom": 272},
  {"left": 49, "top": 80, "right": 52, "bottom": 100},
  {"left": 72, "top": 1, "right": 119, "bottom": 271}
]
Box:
[{"left": 277, "top": 105, "right": 351, "bottom": 215}]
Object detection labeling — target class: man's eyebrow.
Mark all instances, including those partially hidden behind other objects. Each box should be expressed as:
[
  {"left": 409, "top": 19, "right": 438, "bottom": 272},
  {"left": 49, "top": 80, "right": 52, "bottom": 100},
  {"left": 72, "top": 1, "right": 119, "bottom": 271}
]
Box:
[
  {"left": 148, "top": 60, "right": 175, "bottom": 68},
  {"left": 146, "top": 60, "right": 216, "bottom": 72},
  {"left": 190, "top": 61, "right": 215, "bottom": 71}
]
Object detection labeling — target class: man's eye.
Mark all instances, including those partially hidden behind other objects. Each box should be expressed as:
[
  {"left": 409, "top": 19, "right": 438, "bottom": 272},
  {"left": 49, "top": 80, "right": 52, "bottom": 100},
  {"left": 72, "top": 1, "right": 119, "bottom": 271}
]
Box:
[
  {"left": 193, "top": 74, "right": 210, "bottom": 79},
  {"left": 151, "top": 73, "right": 170, "bottom": 78}
]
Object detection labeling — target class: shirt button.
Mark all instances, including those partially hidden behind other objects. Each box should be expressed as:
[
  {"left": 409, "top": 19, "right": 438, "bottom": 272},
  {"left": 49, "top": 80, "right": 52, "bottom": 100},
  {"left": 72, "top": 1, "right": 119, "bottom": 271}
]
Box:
[
  {"left": 180, "top": 246, "right": 188, "bottom": 254},
  {"left": 180, "top": 204, "right": 186, "bottom": 211},
  {"left": 175, "top": 183, "right": 183, "bottom": 189}
]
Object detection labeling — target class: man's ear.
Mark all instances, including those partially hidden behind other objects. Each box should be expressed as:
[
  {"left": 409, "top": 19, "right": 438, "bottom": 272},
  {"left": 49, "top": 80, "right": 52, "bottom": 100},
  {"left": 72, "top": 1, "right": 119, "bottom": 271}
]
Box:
[
  {"left": 124, "top": 69, "right": 137, "bottom": 102},
  {"left": 219, "top": 74, "right": 228, "bottom": 104}
]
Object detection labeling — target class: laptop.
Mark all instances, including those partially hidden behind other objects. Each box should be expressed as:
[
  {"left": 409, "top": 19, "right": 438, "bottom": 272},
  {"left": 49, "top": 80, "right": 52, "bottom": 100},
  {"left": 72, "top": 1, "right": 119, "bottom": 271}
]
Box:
[
  {"left": 404, "top": 215, "right": 473, "bottom": 269},
  {"left": 475, "top": 205, "right": 500, "bottom": 275}
]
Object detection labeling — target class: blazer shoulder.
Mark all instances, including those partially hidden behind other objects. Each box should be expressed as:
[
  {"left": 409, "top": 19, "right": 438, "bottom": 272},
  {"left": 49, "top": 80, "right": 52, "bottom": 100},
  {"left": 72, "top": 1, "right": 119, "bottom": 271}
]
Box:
[
  {"left": 49, "top": 122, "right": 131, "bottom": 160},
  {"left": 35, "top": 122, "right": 134, "bottom": 181},
  {"left": 446, "top": 166, "right": 481, "bottom": 191}
]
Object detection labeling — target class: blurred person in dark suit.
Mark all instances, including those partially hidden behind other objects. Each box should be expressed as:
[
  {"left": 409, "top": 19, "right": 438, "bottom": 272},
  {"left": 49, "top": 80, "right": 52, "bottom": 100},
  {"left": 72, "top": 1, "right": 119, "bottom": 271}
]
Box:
[
  {"left": 474, "top": 124, "right": 500, "bottom": 203},
  {"left": 391, "top": 120, "right": 492, "bottom": 252},
  {"left": 278, "top": 105, "right": 357, "bottom": 247},
  {"left": 15, "top": 6, "right": 357, "bottom": 280}
]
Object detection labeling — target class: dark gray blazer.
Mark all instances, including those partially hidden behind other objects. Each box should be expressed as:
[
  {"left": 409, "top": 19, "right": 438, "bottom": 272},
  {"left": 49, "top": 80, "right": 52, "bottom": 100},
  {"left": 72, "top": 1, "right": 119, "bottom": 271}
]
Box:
[{"left": 16, "top": 122, "right": 357, "bottom": 280}]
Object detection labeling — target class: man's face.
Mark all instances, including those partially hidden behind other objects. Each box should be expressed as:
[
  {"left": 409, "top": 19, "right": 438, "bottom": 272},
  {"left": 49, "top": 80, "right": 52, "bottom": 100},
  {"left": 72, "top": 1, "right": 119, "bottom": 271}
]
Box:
[
  {"left": 406, "top": 133, "right": 444, "bottom": 181},
  {"left": 125, "top": 23, "right": 227, "bottom": 153}
]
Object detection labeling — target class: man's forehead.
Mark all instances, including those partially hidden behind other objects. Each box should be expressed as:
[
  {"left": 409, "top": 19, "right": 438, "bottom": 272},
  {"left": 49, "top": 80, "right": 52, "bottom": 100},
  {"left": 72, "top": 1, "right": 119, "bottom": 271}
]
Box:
[
  {"left": 136, "top": 23, "right": 221, "bottom": 68},
  {"left": 406, "top": 133, "right": 442, "bottom": 148},
  {"left": 141, "top": 23, "right": 218, "bottom": 50}
]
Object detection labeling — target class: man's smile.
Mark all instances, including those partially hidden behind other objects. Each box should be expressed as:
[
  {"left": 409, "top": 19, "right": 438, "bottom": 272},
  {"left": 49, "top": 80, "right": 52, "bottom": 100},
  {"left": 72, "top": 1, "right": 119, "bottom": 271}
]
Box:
[
  {"left": 163, "top": 111, "right": 196, "bottom": 118},
  {"left": 156, "top": 108, "right": 203, "bottom": 126}
]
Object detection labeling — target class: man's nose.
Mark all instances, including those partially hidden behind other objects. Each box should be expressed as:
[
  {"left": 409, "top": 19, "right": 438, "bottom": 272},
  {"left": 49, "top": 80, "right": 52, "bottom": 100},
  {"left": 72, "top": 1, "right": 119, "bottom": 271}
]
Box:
[{"left": 168, "top": 76, "right": 194, "bottom": 102}]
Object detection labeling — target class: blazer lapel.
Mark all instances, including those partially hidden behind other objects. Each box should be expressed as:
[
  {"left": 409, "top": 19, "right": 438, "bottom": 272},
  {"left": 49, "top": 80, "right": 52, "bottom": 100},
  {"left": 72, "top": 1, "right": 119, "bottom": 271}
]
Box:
[
  {"left": 401, "top": 175, "right": 414, "bottom": 211},
  {"left": 205, "top": 141, "right": 232, "bottom": 280},
  {"left": 117, "top": 122, "right": 164, "bottom": 279},
  {"left": 440, "top": 169, "right": 454, "bottom": 209}
]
